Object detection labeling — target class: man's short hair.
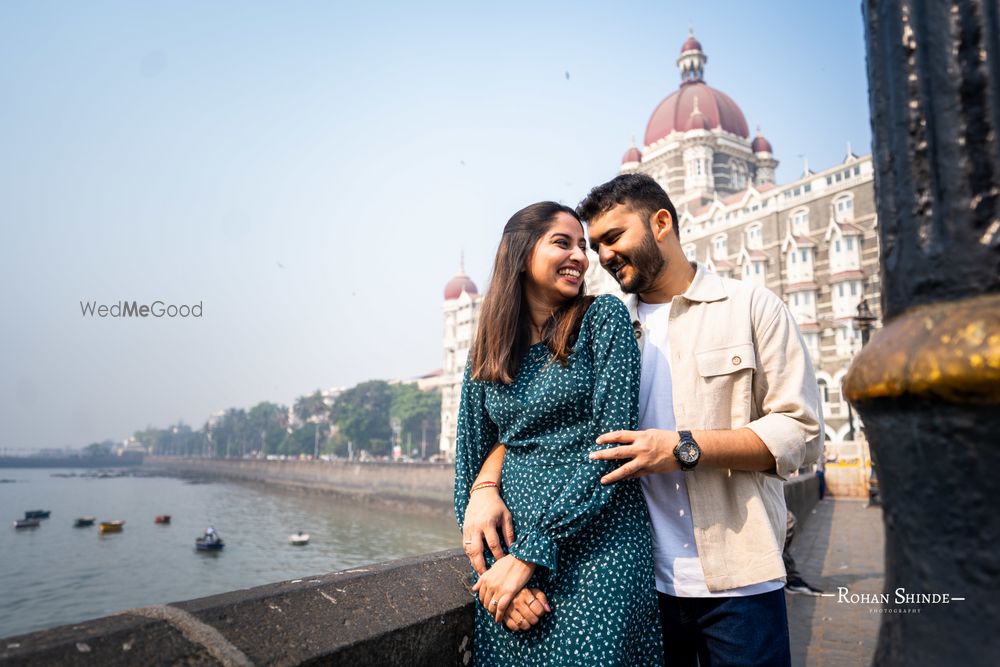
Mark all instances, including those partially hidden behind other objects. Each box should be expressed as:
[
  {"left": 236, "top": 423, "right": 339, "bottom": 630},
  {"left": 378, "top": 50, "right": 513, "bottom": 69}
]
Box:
[{"left": 576, "top": 173, "right": 680, "bottom": 237}]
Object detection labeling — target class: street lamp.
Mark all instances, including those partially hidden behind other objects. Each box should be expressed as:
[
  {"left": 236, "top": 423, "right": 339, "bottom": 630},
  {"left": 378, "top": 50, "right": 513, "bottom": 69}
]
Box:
[
  {"left": 851, "top": 288, "right": 880, "bottom": 507},
  {"left": 854, "top": 296, "right": 878, "bottom": 347}
]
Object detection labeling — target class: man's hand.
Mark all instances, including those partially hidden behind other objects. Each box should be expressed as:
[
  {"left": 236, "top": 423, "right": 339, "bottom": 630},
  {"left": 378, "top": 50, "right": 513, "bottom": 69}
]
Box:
[
  {"left": 463, "top": 488, "right": 514, "bottom": 575},
  {"left": 471, "top": 554, "right": 536, "bottom": 623},
  {"left": 501, "top": 588, "right": 551, "bottom": 632},
  {"left": 590, "top": 429, "right": 680, "bottom": 483}
]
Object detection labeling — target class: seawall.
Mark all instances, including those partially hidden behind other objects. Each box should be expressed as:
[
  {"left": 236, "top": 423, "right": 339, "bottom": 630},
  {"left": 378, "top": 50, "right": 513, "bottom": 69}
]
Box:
[{"left": 143, "top": 457, "right": 455, "bottom": 512}]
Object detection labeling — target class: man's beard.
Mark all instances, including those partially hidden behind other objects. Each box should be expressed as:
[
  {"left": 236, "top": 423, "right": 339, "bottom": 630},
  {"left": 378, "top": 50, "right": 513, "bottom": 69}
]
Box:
[{"left": 608, "top": 227, "right": 665, "bottom": 294}]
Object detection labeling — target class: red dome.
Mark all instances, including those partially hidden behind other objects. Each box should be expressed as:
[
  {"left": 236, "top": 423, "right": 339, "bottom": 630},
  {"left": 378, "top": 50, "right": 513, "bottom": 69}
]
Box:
[
  {"left": 680, "top": 36, "right": 703, "bottom": 53},
  {"left": 444, "top": 273, "right": 478, "bottom": 300},
  {"left": 752, "top": 133, "right": 774, "bottom": 154},
  {"left": 621, "top": 145, "right": 642, "bottom": 164},
  {"left": 644, "top": 82, "right": 749, "bottom": 145}
]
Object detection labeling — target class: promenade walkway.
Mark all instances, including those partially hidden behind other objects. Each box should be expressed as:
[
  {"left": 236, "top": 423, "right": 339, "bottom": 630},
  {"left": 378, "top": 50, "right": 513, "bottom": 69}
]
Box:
[{"left": 786, "top": 498, "right": 884, "bottom": 667}]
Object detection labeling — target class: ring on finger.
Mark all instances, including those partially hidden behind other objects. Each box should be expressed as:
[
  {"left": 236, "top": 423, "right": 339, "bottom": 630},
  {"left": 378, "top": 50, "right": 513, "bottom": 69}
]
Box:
[{"left": 489, "top": 599, "right": 498, "bottom": 607}]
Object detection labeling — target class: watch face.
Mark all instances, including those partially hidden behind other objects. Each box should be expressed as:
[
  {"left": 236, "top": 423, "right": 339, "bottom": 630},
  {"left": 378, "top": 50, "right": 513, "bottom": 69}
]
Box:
[{"left": 678, "top": 442, "right": 699, "bottom": 464}]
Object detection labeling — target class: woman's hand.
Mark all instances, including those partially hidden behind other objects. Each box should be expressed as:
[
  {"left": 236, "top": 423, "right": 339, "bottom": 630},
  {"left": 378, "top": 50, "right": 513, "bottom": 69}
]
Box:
[
  {"left": 472, "top": 554, "right": 536, "bottom": 622},
  {"left": 502, "top": 587, "right": 551, "bottom": 632},
  {"left": 463, "top": 487, "right": 515, "bottom": 575}
]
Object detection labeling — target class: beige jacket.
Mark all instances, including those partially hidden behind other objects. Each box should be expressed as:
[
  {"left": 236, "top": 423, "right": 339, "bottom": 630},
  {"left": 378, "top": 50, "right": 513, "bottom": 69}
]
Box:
[{"left": 623, "top": 262, "right": 822, "bottom": 592}]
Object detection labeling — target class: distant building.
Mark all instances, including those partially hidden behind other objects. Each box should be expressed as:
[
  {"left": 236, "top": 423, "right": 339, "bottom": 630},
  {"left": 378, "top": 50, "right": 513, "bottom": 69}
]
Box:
[
  {"left": 438, "top": 260, "right": 482, "bottom": 459},
  {"left": 439, "top": 32, "right": 881, "bottom": 461}
]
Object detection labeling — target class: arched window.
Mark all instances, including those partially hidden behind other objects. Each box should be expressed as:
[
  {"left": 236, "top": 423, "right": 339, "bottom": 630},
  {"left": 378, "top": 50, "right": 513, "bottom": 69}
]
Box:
[
  {"left": 817, "top": 379, "right": 830, "bottom": 404},
  {"left": 712, "top": 234, "right": 728, "bottom": 259},
  {"left": 791, "top": 208, "right": 809, "bottom": 235},
  {"left": 834, "top": 194, "right": 855, "bottom": 222}
]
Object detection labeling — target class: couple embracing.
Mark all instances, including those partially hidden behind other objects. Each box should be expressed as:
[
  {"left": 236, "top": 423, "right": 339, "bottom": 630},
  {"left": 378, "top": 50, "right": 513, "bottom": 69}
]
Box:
[{"left": 454, "top": 174, "right": 822, "bottom": 666}]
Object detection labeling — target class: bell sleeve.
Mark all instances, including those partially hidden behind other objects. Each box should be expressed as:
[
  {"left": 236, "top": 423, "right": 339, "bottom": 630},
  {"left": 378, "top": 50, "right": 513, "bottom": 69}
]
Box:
[{"left": 453, "top": 361, "right": 501, "bottom": 530}]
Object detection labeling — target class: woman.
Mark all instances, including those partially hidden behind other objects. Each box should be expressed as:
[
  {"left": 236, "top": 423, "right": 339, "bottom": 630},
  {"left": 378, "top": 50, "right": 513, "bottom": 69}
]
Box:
[{"left": 454, "top": 202, "right": 662, "bottom": 665}]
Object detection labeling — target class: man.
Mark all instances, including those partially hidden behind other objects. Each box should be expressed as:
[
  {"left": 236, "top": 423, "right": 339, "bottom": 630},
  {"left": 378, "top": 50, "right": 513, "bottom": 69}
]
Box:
[{"left": 578, "top": 173, "right": 822, "bottom": 666}]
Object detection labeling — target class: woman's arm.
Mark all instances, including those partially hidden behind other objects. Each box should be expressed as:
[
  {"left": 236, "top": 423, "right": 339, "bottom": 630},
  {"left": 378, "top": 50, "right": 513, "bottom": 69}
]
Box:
[{"left": 462, "top": 443, "right": 515, "bottom": 575}]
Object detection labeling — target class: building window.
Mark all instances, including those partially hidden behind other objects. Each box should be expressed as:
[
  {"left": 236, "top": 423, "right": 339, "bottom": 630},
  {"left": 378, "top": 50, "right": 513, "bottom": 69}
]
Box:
[
  {"left": 789, "top": 289, "right": 817, "bottom": 323},
  {"left": 835, "top": 324, "right": 862, "bottom": 357},
  {"left": 818, "top": 379, "right": 830, "bottom": 403},
  {"left": 746, "top": 224, "right": 763, "bottom": 249},
  {"left": 787, "top": 246, "right": 813, "bottom": 282},
  {"left": 792, "top": 209, "right": 809, "bottom": 235},
  {"left": 830, "top": 233, "right": 861, "bottom": 272},
  {"left": 744, "top": 260, "right": 766, "bottom": 285},
  {"left": 713, "top": 234, "right": 728, "bottom": 259},
  {"left": 684, "top": 243, "right": 696, "bottom": 261},
  {"left": 832, "top": 279, "right": 863, "bottom": 318},
  {"left": 834, "top": 195, "right": 855, "bottom": 222}
]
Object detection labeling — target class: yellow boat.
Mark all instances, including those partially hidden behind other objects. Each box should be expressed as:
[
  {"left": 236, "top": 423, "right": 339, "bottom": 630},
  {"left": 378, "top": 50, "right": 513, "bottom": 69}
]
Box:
[{"left": 98, "top": 520, "right": 125, "bottom": 534}]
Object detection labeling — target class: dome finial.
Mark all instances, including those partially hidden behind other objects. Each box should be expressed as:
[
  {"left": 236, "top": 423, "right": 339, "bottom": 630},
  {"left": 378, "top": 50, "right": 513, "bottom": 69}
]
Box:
[
  {"left": 678, "top": 30, "right": 707, "bottom": 84},
  {"left": 459, "top": 249, "right": 465, "bottom": 274}
]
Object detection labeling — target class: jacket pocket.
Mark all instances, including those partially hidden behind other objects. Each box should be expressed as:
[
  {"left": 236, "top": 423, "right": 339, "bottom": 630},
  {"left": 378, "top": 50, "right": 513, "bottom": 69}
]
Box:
[{"left": 695, "top": 343, "right": 757, "bottom": 377}]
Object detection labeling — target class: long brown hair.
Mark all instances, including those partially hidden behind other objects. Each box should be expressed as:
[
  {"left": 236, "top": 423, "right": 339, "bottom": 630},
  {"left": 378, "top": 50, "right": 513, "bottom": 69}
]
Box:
[{"left": 470, "top": 202, "right": 595, "bottom": 384}]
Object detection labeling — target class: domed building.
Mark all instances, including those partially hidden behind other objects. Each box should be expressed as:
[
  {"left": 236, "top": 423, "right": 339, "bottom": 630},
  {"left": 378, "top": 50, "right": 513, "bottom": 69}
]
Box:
[
  {"left": 438, "top": 258, "right": 483, "bottom": 458},
  {"left": 440, "top": 33, "right": 883, "bottom": 487},
  {"left": 619, "top": 30, "right": 777, "bottom": 208}
]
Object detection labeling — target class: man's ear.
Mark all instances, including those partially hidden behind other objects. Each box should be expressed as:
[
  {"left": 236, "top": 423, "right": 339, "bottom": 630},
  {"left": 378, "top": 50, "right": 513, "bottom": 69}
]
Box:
[{"left": 652, "top": 209, "right": 674, "bottom": 242}]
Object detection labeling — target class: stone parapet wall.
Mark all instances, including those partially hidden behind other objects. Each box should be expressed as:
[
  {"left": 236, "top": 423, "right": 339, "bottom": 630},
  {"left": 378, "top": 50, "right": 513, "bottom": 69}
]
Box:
[{"left": 0, "top": 550, "right": 475, "bottom": 667}]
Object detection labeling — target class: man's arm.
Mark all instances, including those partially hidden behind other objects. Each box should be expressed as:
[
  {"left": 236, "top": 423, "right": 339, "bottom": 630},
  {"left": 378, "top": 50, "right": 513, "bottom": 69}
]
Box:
[
  {"left": 592, "top": 291, "right": 820, "bottom": 483},
  {"left": 591, "top": 427, "right": 775, "bottom": 484}
]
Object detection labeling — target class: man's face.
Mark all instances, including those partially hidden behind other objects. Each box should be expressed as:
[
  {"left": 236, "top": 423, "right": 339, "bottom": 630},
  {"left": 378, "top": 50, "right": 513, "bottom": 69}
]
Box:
[{"left": 588, "top": 204, "right": 666, "bottom": 294}]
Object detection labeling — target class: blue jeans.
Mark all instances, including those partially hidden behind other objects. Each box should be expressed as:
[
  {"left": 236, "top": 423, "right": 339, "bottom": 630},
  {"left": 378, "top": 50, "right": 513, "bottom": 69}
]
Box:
[{"left": 657, "top": 588, "right": 791, "bottom": 667}]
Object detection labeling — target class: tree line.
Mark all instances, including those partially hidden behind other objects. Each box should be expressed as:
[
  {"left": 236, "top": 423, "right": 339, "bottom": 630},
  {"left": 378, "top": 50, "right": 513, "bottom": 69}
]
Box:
[{"left": 83, "top": 381, "right": 441, "bottom": 460}]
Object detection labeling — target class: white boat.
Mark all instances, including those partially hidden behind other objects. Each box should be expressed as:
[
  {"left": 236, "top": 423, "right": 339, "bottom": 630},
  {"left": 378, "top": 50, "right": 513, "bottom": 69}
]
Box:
[{"left": 288, "top": 532, "right": 310, "bottom": 546}]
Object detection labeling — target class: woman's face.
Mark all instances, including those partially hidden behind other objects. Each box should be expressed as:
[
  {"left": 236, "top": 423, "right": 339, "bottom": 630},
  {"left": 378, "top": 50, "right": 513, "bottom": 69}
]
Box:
[{"left": 524, "top": 212, "right": 589, "bottom": 305}]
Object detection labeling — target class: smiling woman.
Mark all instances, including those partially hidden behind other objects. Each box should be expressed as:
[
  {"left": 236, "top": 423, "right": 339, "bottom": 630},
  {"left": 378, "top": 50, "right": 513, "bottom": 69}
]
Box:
[{"left": 468, "top": 202, "right": 593, "bottom": 384}]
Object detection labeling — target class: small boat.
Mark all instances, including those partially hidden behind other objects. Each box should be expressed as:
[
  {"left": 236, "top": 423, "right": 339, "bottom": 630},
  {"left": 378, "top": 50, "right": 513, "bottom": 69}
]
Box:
[
  {"left": 98, "top": 520, "right": 125, "bottom": 534},
  {"left": 195, "top": 527, "right": 224, "bottom": 551},
  {"left": 288, "top": 532, "right": 310, "bottom": 546},
  {"left": 154, "top": 515, "right": 171, "bottom": 524},
  {"left": 14, "top": 518, "right": 40, "bottom": 529},
  {"left": 24, "top": 510, "right": 50, "bottom": 520},
  {"left": 74, "top": 516, "right": 96, "bottom": 527}
]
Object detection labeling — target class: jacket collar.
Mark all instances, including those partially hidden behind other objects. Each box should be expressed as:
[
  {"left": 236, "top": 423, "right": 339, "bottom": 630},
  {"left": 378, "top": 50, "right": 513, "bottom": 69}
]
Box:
[{"left": 623, "top": 262, "right": 728, "bottom": 321}]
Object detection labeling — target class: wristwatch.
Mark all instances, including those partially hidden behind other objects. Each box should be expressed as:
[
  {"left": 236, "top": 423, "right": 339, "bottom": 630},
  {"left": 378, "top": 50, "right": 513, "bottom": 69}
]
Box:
[{"left": 674, "top": 431, "right": 701, "bottom": 471}]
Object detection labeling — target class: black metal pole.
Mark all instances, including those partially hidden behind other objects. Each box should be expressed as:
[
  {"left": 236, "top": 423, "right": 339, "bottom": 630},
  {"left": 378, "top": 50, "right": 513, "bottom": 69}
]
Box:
[{"left": 847, "top": 1, "right": 1000, "bottom": 664}]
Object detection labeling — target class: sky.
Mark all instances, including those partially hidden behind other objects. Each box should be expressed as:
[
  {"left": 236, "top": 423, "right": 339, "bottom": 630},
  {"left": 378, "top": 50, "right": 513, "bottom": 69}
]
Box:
[{"left": 0, "top": 1, "right": 873, "bottom": 452}]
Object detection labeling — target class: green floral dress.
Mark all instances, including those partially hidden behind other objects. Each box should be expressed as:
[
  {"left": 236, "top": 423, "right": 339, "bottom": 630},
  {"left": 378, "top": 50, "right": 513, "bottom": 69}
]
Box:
[{"left": 455, "top": 295, "right": 662, "bottom": 666}]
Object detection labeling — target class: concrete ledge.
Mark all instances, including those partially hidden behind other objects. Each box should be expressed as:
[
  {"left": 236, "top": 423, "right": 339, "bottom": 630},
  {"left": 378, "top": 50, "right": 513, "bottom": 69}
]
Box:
[
  {"left": 1, "top": 550, "right": 474, "bottom": 667},
  {"left": 2, "top": 478, "right": 817, "bottom": 666}
]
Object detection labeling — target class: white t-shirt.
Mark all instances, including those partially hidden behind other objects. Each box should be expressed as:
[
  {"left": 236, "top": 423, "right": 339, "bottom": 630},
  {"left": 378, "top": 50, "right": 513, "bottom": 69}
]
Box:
[{"left": 636, "top": 300, "right": 783, "bottom": 598}]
